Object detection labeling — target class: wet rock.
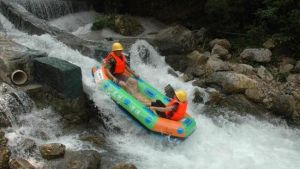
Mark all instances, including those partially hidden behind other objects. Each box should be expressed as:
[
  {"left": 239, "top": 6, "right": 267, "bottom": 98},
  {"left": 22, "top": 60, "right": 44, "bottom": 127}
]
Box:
[
  {"left": 209, "top": 38, "right": 231, "bottom": 50},
  {"left": 192, "top": 79, "right": 208, "bottom": 88},
  {"left": 66, "top": 150, "right": 101, "bottom": 169},
  {"left": 0, "top": 83, "right": 16, "bottom": 95},
  {"left": 287, "top": 74, "right": 300, "bottom": 83},
  {"left": 164, "top": 54, "right": 189, "bottom": 72},
  {"left": 245, "top": 87, "right": 265, "bottom": 102},
  {"left": 294, "top": 61, "right": 300, "bottom": 73},
  {"left": 113, "top": 15, "right": 144, "bottom": 36},
  {"left": 39, "top": 143, "right": 66, "bottom": 160},
  {"left": 263, "top": 38, "right": 276, "bottom": 49},
  {"left": 9, "top": 158, "right": 36, "bottom": 169},
  {"left": 111, "top": 163, "right": 137, "bottom": 169},
  {"left": 240, "top": 48, "right": 272, "bottom": 62},
  {"left": 79, "top": 133, "right": 106, "bottom": 147},
  {"left": 179, "top": 74, "right": 193, "bottom": 82},
  {"left": 137, "top": 45, "right": 150, "bottom": 64},
  {"left": 167, "top": 68, "right": 179, "bottom": 77},
  {"left": 0, "top": 130, "right": 10, "bottom": 169},
  {"left": 256, "top": 66, "right": 274, "bottom": 81},
  {"left": 43, "top": 150, "right": 101, "bottom": 169},
  {"left": 154, "top": 25, "right": 205, "bottom": 55},
  {"left": 271, "top": 94, "right": 294, "bottom": 118},
  {"left": 232, "top": 64, "right": 254, "bottom": 75},
  {"left": 0, "top": 94, "right": 25, "bottom": 127},
  {"left": 185, "top": 64, "right": 205, "bottom": 78},
  {"left": 211, "top": 44, "right": 229, "bottom": 59},
  {"left": 207, "top": 72, "right": 257, "bottom": 93},
  {"left": 193, "top": 89, "right": 204, "bottom": 104},
  {"left": 0, "top": 113, "right": 11, "bottom": 128},
  {"left": 21, "top": 139, "right": 37, "bottom": 153},
  {"left": 218, "top": 94, "right": 268, "bottom": 116},
  {"left": 279, "top": 64, "right": 294, "bottom": 74},
  {"left": 205, "top": 88, "right": 223, "bottom": 105}
]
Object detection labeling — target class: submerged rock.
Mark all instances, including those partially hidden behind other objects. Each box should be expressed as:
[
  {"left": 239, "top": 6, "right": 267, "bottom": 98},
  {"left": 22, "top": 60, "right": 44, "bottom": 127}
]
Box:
[
  {"left": 111, "top": 163, "right": 137, "bottom": 169},
  {"left": 39, "top": 143, "right": 66, "bottom": 160},
  {"left": 9, "top": 158, "right": 36, "bottom": 169}
]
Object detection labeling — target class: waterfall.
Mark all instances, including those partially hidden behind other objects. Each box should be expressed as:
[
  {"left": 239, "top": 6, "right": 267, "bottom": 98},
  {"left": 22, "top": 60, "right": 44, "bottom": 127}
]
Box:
[{"left": 12, "top": 0, "right": 74, "bottom": 20}]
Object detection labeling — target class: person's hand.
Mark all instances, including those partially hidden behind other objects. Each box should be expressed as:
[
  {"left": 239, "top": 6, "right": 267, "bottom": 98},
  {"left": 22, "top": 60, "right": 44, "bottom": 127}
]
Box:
[{"left": 112, "top": 78, "right": 119, "bottom": 84}]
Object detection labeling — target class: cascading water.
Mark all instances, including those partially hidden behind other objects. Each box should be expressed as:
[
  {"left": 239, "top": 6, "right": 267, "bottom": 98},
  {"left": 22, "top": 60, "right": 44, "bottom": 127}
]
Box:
[
  {"left": 12, "top": 0, "right": 74, "bottom": 20},
  {"left": 1, "top": 10, "right": 300, "bottom": 169}
]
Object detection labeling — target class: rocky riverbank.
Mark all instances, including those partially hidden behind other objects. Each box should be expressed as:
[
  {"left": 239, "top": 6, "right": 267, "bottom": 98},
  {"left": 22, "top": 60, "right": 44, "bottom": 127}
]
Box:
[{"left": 150, "top": 25, "right": 300, "bottom": 126}]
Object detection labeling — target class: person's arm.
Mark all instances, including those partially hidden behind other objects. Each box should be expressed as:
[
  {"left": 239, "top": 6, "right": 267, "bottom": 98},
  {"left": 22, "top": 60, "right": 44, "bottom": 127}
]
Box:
[
  {"left": 125, "top": 65, "right": 139, "bottom": 77},
  {"left": 104, "top": 61, "right": 118, "bottom": 83},
  {"left": 150, "top": 105, "right": 174, "bottom": 112}
]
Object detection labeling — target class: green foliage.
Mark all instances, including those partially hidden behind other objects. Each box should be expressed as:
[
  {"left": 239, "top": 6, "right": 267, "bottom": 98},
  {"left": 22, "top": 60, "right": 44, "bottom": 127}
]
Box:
[
  {"left": 255, "top": 0, "right": 300, "bottom": 56},
  {"left": 91, "top": 15, "right": 115, "bottom": 31}
]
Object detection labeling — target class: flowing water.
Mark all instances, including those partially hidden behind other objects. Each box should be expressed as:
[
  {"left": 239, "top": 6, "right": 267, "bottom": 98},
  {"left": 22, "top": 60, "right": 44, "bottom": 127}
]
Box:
[
  {"left": 12, "top": 0, "right": 73, "bottom": 20},
  {"left": 1, "top": 11, "right": 300, "bottom": 169}
]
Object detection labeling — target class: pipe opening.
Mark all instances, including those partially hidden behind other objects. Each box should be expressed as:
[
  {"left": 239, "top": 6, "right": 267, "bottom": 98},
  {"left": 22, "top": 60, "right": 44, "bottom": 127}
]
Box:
[{"left": 11, "top": 70, "right": 28, "bottom": 85}]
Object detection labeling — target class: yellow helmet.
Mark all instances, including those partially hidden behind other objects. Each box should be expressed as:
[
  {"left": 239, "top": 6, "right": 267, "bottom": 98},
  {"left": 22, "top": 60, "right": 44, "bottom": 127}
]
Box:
[
  {"left": 175, "top": 90, "right": 187, "bottom": 102},
  {"left": 112, "top": 42, "right": 123, "bottom": 51}
]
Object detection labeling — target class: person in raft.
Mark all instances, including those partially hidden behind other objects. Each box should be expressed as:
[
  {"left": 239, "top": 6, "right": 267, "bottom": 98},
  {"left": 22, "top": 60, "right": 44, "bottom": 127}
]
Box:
[
  {"left": 150, "top": 89, "right": 188, "bottom": 121},
  {"left": 104, "top": 42, "right": 152, "bottom": 105}
]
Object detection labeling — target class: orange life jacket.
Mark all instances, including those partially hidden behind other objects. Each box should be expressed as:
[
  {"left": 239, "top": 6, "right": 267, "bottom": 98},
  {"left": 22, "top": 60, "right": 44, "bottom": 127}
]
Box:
[
  {"left": 104, "top": 52, "right": 126, "bottom": 74},
  {"left": 166, "top": 98, "right": 187, "bottom": 121}
]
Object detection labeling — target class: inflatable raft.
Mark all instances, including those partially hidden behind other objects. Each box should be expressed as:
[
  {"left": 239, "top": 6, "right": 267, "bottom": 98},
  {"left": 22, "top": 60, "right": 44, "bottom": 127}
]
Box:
[{"left": 92, "top": 64, "right": 196, "bottom": 138}]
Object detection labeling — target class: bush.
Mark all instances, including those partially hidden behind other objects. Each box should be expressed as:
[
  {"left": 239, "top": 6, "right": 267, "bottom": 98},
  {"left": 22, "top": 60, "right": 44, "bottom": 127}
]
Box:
[{"left": 91, "top": 15, "right": 115, "bottom": 31}]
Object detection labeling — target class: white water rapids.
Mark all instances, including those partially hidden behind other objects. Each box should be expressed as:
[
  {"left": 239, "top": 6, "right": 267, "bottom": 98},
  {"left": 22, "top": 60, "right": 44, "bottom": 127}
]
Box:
[{"left": 1, "top": 12, "right": 300, "bottom": 169}]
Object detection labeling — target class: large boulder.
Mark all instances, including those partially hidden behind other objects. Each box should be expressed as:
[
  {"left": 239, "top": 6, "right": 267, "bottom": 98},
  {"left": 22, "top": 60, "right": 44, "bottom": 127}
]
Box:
[
  {"left": 206, "top": 56, "right": 231, "bottom": 72},
  {"left": 154, "top": 25, "right": 205, "bottom": 55},
  {"left": 232, "top": 63, "right": 255, "bottom": 75},
  {"left": 209, "top": 38, "right": 231, "bottom": 50},
  {"left": 240, "top": 48, "right": 272, "bottom": 62},
  {"left": 207, "top": 72, "right": 257, "bottom": 93},
  {"left": 113, "top": 15, "right": 144, "bottom": 36},
  {"left": 9, "top": 158, "right": 36, "bottom": 169},
  {"left": 39, "top": 143, "right": 66, "bottom": 160}
]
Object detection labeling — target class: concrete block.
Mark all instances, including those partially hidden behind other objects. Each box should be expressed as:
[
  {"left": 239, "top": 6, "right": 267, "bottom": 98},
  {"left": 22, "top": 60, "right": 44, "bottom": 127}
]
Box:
[{"left": 33, "top": 57, "right": 82, "bottom": 99}]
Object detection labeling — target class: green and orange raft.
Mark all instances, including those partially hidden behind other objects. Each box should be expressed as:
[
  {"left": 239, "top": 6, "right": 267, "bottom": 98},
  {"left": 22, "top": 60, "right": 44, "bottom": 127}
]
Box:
[{"left": 92, "top": 64, "right": 196, "bottom": 138}]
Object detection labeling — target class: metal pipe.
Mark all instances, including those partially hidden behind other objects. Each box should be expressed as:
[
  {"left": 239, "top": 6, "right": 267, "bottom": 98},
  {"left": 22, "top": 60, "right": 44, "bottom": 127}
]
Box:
[{"left": 10, "top": 70, "right": 28, "bottom": 85}]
